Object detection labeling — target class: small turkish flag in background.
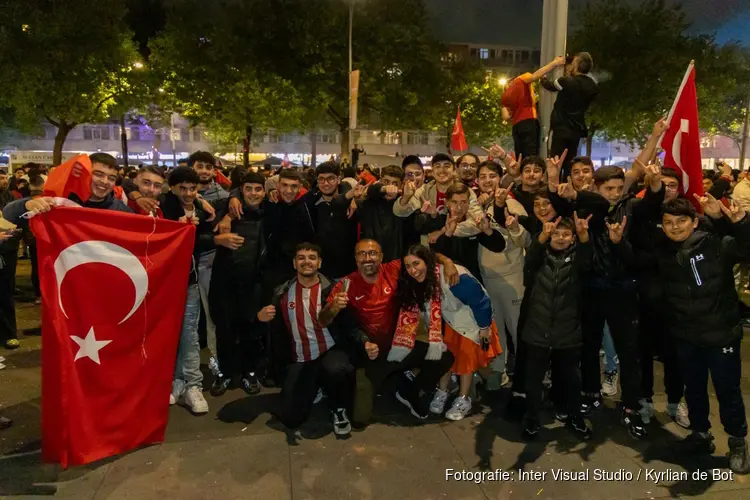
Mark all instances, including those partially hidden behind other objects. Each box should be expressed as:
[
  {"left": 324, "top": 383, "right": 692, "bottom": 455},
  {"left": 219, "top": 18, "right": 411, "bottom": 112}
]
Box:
[
  {"left": 31, "top": 207, "right": 195, "bottom": 468},
  {"left": 660, "top": 63, "right": 703, "bottom": 208},
  {"left": 451, "top": 106, "right": 468, "bottom": 152},
  {"left": 215, "top": 169, "right": 231, "bottom": 190}
]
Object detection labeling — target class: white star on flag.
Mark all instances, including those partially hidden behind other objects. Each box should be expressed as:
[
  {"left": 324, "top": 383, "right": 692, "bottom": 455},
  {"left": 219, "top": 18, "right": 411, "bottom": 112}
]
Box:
[{"left": 70, "top": 327, "right": 112, "bottom": 365}]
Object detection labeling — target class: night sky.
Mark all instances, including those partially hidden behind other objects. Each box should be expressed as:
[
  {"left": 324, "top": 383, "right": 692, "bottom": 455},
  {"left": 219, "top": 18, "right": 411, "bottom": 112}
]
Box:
[{"left": 425, "top": 0, "right": 750, "bottom": 47}]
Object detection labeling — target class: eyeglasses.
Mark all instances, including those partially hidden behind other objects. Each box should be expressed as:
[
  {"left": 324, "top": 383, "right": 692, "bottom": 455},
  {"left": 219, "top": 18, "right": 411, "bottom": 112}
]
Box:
[
  {"left": 356, "top": 250, "right": 380, "bottom": 259},
  {"left": 318, "top": 177, "right": 338, "bottom": 184},
  {"left": 459, "top": 163, "right": 477, "bottom": 169}
]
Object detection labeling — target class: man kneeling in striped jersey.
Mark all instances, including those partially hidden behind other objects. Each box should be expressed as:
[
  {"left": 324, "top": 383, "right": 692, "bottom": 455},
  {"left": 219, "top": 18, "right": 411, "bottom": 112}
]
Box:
[{"left": 257, "top": 242, "right": 363, "bottom": 437}]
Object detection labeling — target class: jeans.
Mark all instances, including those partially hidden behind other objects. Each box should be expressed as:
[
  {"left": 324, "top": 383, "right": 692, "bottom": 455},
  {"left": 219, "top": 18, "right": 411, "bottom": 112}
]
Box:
[
  {"left": 197, "top": 252, "right": 216, "bottom": 358},
  {"left": 676, "top": 337, "right": 747, "bottom": 438},
  {"left": 602, "top": 323, "right": 618, "bottom": 373},
  {"left": 581, "top": 287, "right": 642, "bottom": 410},
  {"left": 524, "top": 343, "right": 581, "bottom": 425},
  {"left": 0, "top": 241, "right": 19, "bottom": 344},
  {"left": 173, "top": 284, "right": 203, "bottom": 397}
]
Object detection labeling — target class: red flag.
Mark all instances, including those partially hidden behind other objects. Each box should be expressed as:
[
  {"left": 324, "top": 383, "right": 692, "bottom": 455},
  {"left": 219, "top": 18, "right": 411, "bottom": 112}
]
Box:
[
  {"left": 43, "top": 154, "right": 92, "bottom": 202},
  {"left": 660, "top": 63, "right": 703, "bottom": 207},
  {"left": 451, "top": 106, "right": 468, "bottom": 152},
  {"left": 215, "top": 170, "right": 231, "bottom": 189},
  {"left": 31, "top": 207, "right": 195, "bottom": 468}
]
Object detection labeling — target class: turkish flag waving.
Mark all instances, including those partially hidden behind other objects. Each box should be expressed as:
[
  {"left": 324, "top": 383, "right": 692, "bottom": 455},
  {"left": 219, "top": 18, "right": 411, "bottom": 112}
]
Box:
[
  {"left": 451, "top": 106, "right": 468, "bottom": 152},
  {"left": 660, "top": 63, "right": 703, "bottom": 207},
  {"left": 31, "top": 207, "right": 195, "bottom": 468}
]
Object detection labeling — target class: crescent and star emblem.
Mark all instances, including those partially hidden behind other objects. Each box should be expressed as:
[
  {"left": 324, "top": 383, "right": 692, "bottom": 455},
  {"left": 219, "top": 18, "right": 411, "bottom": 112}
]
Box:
[{"left": 53, "top": 240, "right": 149, "bottom": 365}]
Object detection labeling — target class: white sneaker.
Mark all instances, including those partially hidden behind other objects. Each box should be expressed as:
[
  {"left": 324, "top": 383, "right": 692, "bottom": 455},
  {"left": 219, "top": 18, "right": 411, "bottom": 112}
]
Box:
[
  {"left": 169, "top": 393, "right": 177, "bottom": 406},
  {"left": 445, "top": 396, "right": 472, "bottom": 421},
  {"left": 639, "top": 398, "right": 655, "bottom": 425},
  {"left": 430, "top": 389, "right": 449, "bottom": 414},
  {"left": 183, "top": 386, "right": 209, "bottom": 414},
  {"left": 667, "top": 401, "right": 691, "bottom": 429},
  {"left": 313, "top": 388, "right": 325, "bottom": 405},
  {"left": 0, "top": 356, "right": 5, "bottom": 363},
  {"left": 601, "top": 371, "right": 618, "bottom": 397},
  {"left": 332, "top": 408, "right": 352, "bottom": 436}
]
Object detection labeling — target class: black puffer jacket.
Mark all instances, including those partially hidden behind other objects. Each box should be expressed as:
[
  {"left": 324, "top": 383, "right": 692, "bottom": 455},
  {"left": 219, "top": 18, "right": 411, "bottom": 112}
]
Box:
[
  {"left": 521, "top": 238, "right": 592, "bottom": 348},
  {"left": 657, "top": 217, "right": 750, "bottom": 347}
]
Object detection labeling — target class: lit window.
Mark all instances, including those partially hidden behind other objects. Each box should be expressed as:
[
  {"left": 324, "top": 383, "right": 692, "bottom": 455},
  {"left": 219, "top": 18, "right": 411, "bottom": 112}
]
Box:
[{"left": 480, "top": 48, "right": 489, "bottom": 60}]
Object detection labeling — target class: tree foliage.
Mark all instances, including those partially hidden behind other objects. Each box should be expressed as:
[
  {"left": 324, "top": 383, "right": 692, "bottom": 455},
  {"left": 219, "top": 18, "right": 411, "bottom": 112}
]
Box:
[
  {"left": 570, "top": 0, "right": 750, "bottom": 147},
  {"left": 0, "top": 0, "right": 144, "bottom": 164}
]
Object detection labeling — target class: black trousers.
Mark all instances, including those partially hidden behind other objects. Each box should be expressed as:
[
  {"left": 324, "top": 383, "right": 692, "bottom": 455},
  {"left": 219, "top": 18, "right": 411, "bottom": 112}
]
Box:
[
  {"left": 354, "top": 341, "right": 454, "bottom": 423},
  {"left": 510, "top": 288, "right": 532, "bottom": 394},
  {"left": 581, "top": 287, "right": 642, "bottom": 410},
  {"left": 676, "top": 337, "right": 747, "bottom": 438},
  {"left": 0, "top": 245, "right": 18, "bottom": 344},
  {"left": 277, "top": 346, "right": 355, "bottom": 429},
  {"left": 524, "top": 343, "right": 581, "bottom": 424},
  {"left": 639, "top": 301, "right": 684, "bottom": 403},
  {"left": 209, "top": 272, "right": 264, "bottom": 378},
  {"left": 512, "top": 119, "right": 541, "bottom": 159},
  {"left": 549, "top": 131, "right": 581, "bottom": 182},
  {"left": 29, "top": 241, "right": 40, "bottom": 298}
]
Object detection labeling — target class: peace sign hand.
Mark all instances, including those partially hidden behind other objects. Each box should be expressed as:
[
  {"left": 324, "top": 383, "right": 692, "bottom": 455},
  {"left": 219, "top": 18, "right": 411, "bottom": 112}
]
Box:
[
  {"left": 474, "top": 213, "right": 492, "bottom": 235},
  {"left": 574, "top": 212, "right": 592, "bottom": 243},
  {"left": 605, "top": 216, "right": 628, "bottom": 244},
  {"left": 693, "top": 193, "right": 723, "bottom": 219},
  {"left": 720, "top": 199, "right": 747, "bottom": 224},
  {"left": 505, "top": 207, "right": 519, "bottom": 232}
]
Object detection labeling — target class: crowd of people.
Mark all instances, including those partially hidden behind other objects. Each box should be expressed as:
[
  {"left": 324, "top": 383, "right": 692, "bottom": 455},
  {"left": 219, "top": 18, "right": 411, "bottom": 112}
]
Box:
[{"left": 0, "top": 50, "right": 749, "bottom": 474}]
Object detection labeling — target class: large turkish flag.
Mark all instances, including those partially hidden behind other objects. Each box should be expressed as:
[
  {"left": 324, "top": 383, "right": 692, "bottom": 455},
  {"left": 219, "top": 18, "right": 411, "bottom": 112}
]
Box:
[
  {"left": 30, "top": 207, "right": 195, "bottom": 468},
  {"left": 660, "top": 64, "right": 703, "bottom": 207}
]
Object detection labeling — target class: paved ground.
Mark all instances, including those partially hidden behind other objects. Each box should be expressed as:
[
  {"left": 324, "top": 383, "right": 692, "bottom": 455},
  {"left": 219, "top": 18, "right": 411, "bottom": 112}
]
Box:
[{"left": 3, "top": 261, "right": 750, "bottom": 499}]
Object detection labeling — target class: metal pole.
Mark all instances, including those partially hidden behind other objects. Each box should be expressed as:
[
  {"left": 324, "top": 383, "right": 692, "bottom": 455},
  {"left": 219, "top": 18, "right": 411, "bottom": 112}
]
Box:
[
  {"left": 348, "top": 1, "right": 354, "bottom": 158},
  {"left": 739, "top": 91, "right": 750, "bottom": 171},
  {"left": 539, "top": 0, "right": 569, "bottom": 159}
]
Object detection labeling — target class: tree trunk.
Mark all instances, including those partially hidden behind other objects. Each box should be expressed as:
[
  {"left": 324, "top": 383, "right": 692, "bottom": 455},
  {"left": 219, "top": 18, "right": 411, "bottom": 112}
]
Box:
[
  {"left": 53, "top": 122, "right": 74, "bottom": 166},
  {"left": 120, "top": 114, "right": 129, "bottom": 169},
  {"left": 586, "top": 134, "right": 593, "bottom": 157},
  {"left": 243, "top": 124, "right": 252, "bottom": 168},
  {"left": 739, "top": 92, "right": 750, "bottom": 171},
  {"left": 310, "top": 130, "right": 317, "bottom": 168}
]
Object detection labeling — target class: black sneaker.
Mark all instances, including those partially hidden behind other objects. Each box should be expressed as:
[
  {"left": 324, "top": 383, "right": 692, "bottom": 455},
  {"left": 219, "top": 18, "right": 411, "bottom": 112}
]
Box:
[
  {"left": 728, "top": 437, "right": 750, "bottom": 474},
  {"left": 395, "top": 390, "right": 429, "bottom": 420},
  {"left": 332, "top": 408, "right": 352, "bottom": 437},
  {"left": 621, "top": 407, "right": 648, "bottom": 439},
  {"left": 679, "top": 431, "right": 716, "bottom": 455},
  {"left": 567, "top": 415, "right": 592, "bottom": 440},
  {"left": 0, "top": 416, "right": 12, "bottom": 430},
  {"left": 504, "top": 393, "right": 526, "bottom": 422},
  {"left": 210, "top": 374, "right": 232, "bottom": 397},
  {"left": 522, "top": 419, "right": 541, "bottom": 441},
  {"left": 241, "top": 372, "right": 262, "bottom": 395},
  {"left": 580, "top": 393, "right": 603, "bottom": 416},
  {"left": 554, "top": 409, "right": 569, "bottom": 423}
]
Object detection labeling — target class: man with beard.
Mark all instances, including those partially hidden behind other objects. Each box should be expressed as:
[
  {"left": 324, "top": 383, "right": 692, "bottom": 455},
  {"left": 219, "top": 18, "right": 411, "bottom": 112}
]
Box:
[
  {"left": 258, "top": 243, "right": 359, "bottom": 437},
  {"left": 456, "top": 154, "right": 479, "bottom": 189},
  {"left": 209, "top": 172, "right": 267, "bottom": 396},
  {"left": 541, "top": 52, "right": 599, "bottom": 180},
  {"left": 319, "top": 240, "right": 458, "bottom": 424}
]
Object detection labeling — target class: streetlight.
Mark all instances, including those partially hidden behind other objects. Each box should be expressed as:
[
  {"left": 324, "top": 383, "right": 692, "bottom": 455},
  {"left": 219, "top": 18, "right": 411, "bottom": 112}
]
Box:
[
  {"left": 498, "top": 77, "right": 508, "bottom": 86},
  {"left": 133, "top": 61, "right": 144, "bottom": 69}
]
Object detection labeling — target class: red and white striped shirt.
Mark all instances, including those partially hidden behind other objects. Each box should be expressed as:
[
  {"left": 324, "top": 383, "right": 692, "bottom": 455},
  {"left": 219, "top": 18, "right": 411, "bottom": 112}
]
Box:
[{"left": 281, "top": 281, "right": 336, "bottom": 362}]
